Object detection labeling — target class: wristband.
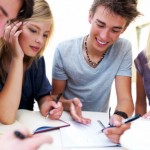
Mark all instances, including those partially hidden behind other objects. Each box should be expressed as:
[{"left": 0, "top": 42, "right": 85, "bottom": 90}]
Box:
[{"left": 114, "top": 110, "right": 128, "bottom": 119}]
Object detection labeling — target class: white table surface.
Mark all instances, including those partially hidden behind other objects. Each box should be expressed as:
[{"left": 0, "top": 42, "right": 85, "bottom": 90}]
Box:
[{"left": 39, "top": 111, "right": 123, "bottom": 150}]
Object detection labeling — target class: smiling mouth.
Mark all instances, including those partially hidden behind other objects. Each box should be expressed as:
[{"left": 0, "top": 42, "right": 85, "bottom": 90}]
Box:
[{"left": 96, "top": 39, "right": 108, "bottom": 45}]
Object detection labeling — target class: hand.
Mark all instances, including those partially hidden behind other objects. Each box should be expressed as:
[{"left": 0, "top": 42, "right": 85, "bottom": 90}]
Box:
[
  {"left": 0, "top": 128, "right": 52, "bottom": 150},
  {"left": 39, "top": 96, "right": 63, "bottom": 120},
  {"left": 103, "top": 114, "right": 130, "bottom": 144},
  {"left": 3, "top": 21, "right": 24, "bottom": 59},
  {"left": 69, "top": 98, "right": 91, "bottom": 124},
  {"left": 142, "top": 111, "right": 150, "bottom": 118}
]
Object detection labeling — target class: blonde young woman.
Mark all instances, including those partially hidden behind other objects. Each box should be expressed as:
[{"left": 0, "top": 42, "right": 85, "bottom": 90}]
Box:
[
  {"left": 0, "top": 0, "right": 63, "bottom": 125},
  {"left": 135, "top": 32, "right": 150, "bottom": 118}
]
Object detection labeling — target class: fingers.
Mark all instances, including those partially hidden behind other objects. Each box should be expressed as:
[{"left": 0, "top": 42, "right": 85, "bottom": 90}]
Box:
[
  {"left": 142, "top": 112, "right": 150, "bottom": 118},
  {"left": 48, "top": 101, "right": 63, "bottom": 120},
  {"left": 25, "top": 134, "right": 53, "bottom": 150},
  {"left": 70, "top": 98, "right": 91, "bottom": 124},
  {"left": 4, "top": 22, "right": 22, "bottom": 42},
  {"left": 103, "top": 123, "right": 130, "bottom": 144}
]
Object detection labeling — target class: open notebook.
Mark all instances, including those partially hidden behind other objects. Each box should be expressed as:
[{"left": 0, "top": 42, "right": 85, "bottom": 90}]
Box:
[
  {"left": 0, "top": 109, "right": 70, "bottom": 135},
  {"left": 60, "top": 119, "right": 119, "bottom": 148}
]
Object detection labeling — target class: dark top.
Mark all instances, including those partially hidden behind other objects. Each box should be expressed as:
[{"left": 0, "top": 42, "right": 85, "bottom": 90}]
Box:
[{"left": 0, "top": 56, "right": 52, "bottom": 110}]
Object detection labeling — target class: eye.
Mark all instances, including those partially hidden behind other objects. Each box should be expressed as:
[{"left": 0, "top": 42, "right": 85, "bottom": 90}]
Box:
[
  {"left": 29, "top": 27, "right": 37, "bottom": 33},
  {"left": 96, "top": 22, "right": 104, "bottom": 28},
  {"left": 43, "top": 34, "right": 48, "bottom": 38},
  {"left": 112, "top": 29, "right": 121, "bottom": 33}
]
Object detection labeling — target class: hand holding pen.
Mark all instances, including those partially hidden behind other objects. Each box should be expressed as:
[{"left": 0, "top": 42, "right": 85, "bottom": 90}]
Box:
[
  {"left": 45, "top": 93, "right": 63, "bottom": 120},
  {"left": 97, "top": 114, "right": 141, "bottom": 144},
  {"left": 98, "top": 114, "right": 141, "bottom": 132}
]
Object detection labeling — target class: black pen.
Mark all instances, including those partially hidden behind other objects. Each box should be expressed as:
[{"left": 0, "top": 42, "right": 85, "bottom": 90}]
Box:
[
  {"left": 98, "top": 114, "right": 141, "bottom": 132},
  {"left": 46, "top": 93, "right": 63, "bottom": 119},
  {"left": 14, "top": 131, "right": 27, "bottom": 139}
]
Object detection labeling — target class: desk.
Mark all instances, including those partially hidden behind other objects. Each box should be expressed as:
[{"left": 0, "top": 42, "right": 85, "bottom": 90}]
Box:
[{"left": 38, "top": 111, "right": 123, "bottom": 150}]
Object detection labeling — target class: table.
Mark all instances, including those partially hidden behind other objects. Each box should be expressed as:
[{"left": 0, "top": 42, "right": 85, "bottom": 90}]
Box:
[{"left": 38, "top": 111, "right": 123, "bottom": 150}]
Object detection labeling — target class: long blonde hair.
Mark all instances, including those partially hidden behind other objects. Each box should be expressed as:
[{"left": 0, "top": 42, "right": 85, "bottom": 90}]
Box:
[
  {"left": 0, "top": 0, "right": 54, "bottom": 83},
  {"left": 144, "top": 32, "right": 150, "bottom": 68}
]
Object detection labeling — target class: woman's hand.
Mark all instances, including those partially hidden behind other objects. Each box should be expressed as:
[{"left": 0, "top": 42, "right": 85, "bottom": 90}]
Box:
[
  {"left": 39, "top": 95, "right": 63, "bottom": 120},
  {"left": 3, "top": 21, "right": 24, "bottom": 59}
]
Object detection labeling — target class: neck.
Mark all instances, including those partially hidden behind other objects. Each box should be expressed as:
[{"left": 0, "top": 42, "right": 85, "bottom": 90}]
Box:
[{"left": 83, "top": 35, "right": 106, "bottom": 67}]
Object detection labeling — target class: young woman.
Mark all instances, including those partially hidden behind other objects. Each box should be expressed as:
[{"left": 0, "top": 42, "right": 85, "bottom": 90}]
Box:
[
  {"left": 0, "top": 0, "right": 63, "bottom": 124},
  {"left": 135, "top": 32, "right": 150, "bottom": 118}
]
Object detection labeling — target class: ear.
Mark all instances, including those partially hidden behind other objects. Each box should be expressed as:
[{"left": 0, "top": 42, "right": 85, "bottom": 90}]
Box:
[{"left": 88, "top": 11, "right": 93, "bottom": 24}]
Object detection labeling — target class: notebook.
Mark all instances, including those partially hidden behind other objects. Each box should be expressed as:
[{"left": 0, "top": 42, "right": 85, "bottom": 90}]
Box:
[{"left": 0, "top": 109, "right": 70, "bottom": 135}]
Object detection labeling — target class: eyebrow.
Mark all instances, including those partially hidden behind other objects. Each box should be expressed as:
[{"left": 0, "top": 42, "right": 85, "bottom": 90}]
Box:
[
  {"left": 29, "top": 23, "right": 50, "bottom": 33},
  {"left": 0, "top": 6, "right": 8, "bottom": 17},
  {"left": 96, "top": 19, "right": 124, "bottom": 30}
]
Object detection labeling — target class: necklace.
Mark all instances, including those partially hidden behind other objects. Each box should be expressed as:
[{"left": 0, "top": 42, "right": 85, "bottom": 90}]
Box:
[{"left": 84, "top": 35, "right": 106, "bottom": 67}]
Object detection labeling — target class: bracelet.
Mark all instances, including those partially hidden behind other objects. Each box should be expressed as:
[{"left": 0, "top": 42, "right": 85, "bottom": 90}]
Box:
[{"left": 114, "top": 110, "right": 128, "bottom": 119}]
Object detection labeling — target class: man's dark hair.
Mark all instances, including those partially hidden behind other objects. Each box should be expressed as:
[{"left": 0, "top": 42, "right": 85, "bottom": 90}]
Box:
[
  {"left": 17, "top": 0, "right": 34, "bottom": 19},
  {"left": 90, "top": 0, "right": 141, "bottom": 26}
]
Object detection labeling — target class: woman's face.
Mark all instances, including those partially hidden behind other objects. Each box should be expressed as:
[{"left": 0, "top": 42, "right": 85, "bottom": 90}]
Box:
[
  {"left": 0, "top": 0, "right": 22, "bottom": 37},
  {"left": 19, "top": 21, "right": 51, "bottom": 57}
]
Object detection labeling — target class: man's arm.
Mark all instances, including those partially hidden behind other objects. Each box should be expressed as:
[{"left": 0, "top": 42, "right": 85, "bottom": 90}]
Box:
[
  {"left": 103, "top": 76, "right": 134, "bottom": 144},
  {"left": 52, "top": 79, "right": 91, "bottom": 124}
]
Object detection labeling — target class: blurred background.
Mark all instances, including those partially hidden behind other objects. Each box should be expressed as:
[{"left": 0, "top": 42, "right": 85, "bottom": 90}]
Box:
[{"left": 42, "top": 0, "right": 150, "bottom": 112}]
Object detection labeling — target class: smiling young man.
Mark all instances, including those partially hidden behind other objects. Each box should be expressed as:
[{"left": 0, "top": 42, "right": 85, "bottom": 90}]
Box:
[
  {"left": 0, "top": 0, "right": 34, "bottom": 37},
  {"left": 52, "top": 0, "right": 141, "bottom": 144}
]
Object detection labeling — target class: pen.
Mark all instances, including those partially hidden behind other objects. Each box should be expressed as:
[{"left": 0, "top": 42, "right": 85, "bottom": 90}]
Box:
[
  {"left": 46, "top": 93, "right": 63, "bottom": 119},
  {"left": 14, "top": 131, "right": 27, "bottom": 139},
  {"left": 98, "top": 114, "right": 141, "bottom": 132}
]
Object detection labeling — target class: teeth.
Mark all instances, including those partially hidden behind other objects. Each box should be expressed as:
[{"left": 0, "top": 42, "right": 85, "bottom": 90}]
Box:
[{"left": 97, "top": 39, "right": 107, "bottom": 45}]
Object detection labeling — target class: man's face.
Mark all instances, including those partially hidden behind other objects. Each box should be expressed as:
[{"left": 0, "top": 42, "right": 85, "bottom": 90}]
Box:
[
  {"left": 88, "top": 5, "right": 127, "bottom": 53},
  {"left": 0, "top": 0, "right": 22, "bottom": 37}
]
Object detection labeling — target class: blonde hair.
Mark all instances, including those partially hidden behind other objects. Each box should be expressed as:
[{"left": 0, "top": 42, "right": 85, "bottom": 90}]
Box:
[
  {"left": 0, "top": 0, "right": 54, "bottom": 83},
  {"left": 23, "top": 0, "right": 54, "bottom": 57},
  {"left": 144, "top": 32, "right": 150, "bottom": 68}
]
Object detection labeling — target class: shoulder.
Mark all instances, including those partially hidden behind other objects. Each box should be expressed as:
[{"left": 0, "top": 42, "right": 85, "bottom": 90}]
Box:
[
  {"left": 30, "top": 56, "right": 46, "bottom": 71},
  {"left": 57, "top": 36, "right": 83, "bottom": 50},
  {"left": 135, "top": 50, "right": 146, "bottom": 63},
  {"left": 136, "top": 50, "right": 145, "bottom": 59},
  {"left": 114, "top": 38, "right": 131, "bottom": 48},
  {"left": 108, "top": 38, "right": 131, "bottom": 56}
]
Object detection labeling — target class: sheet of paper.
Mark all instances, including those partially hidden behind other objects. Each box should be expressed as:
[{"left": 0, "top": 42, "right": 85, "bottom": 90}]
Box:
[{"left": 60, "top": 119, "right": 118, "bottom": 148}]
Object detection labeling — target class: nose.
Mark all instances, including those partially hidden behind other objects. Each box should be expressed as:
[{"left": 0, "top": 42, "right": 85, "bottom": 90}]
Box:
[
  {"left": 99, "top": 29, "right": 110, "bottom": 41},
  {"left": 35, "top": 35, "right": 44, "bottom": 45}
]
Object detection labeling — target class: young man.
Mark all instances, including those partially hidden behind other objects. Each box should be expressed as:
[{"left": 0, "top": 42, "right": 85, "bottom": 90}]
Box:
[
  {"left": 0, "top": 0, "right": 33, "bottom": 37},
  {"left": 52, "top": 0, "right": 141, "bottom": 144}
]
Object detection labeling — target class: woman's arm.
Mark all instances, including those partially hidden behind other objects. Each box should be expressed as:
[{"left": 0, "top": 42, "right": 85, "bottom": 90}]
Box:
[{"left": 0, "top": 22, "right": 24, "bottom": 124}]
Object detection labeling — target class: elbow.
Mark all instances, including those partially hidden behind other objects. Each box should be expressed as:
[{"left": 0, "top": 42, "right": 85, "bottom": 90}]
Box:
[{"left": 0, "top": 115, "right": 16, "bottom": 125}]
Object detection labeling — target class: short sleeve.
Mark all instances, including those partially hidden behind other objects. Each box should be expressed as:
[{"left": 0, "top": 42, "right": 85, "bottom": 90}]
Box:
[
  {"left": 134, "top": 51, "right": 145, "bottom": 76},
  {"left": 33, "top": 57, "right": 52, "bottom": 101},
  {"left": 52, "top": 45, "right": 68, "bottom": 80}
]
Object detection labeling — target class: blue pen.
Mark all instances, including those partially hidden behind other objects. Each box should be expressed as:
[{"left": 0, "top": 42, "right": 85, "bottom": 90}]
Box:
[{"left": 98, "top": 114, "right": 141, "bottom": 132}]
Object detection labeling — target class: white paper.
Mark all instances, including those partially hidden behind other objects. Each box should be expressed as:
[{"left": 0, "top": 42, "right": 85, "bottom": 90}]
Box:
[{"left": 60, "top": 120, "right": 118, "bottom": 148}]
